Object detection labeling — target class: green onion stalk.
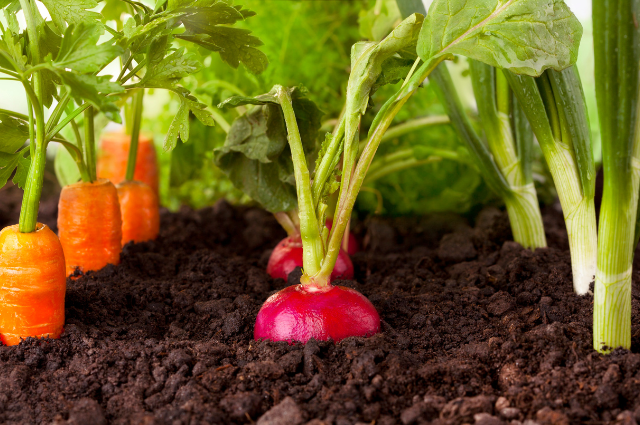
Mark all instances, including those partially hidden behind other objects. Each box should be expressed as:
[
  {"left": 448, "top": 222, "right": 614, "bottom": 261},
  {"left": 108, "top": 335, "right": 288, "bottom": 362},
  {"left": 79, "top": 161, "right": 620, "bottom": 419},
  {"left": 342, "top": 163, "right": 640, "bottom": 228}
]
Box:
[
  {"left": 505, "top": 68, "right": 597, "bottom": 296},
  {"left": 592, "top": 0, "right": 640, "bottom": 352},
  {"left": 396, "top": 0, "right": 546, "bottom": 251},
  {"left": 469, "top": 62, "right": 546, "bottom": 250},
  {"left": 429, "top": 61, "right": 547, "bottom": 250}
]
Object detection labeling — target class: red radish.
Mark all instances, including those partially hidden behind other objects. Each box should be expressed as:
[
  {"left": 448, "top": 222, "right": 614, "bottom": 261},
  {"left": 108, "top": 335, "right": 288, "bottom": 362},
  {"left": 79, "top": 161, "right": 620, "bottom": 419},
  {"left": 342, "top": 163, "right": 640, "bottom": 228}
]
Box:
[
  {"left": 267, "top": 234, "right": 353, "bottom": 281},
  {"left": 325, "top": 219, "right": 359, "bottom": 255},
  {"left": 254, "top": 283, "right": 380, "bottom": 343}
]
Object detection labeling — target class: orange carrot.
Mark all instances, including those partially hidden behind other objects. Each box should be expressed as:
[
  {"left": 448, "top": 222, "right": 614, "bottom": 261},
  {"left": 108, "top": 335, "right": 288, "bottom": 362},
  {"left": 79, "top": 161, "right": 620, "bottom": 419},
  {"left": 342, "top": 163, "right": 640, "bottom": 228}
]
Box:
[
  {"left": 0, "top": 223, "right": 66, "bottom": 345},
  {"left": 117, "top": 180, "right": 160, "bottom": 245},
  {"left": 58, "top": 179, "right": 122, "bottom": 276},
  {"left": 97, "top": 132, "right": 159, "bottom": 196}
]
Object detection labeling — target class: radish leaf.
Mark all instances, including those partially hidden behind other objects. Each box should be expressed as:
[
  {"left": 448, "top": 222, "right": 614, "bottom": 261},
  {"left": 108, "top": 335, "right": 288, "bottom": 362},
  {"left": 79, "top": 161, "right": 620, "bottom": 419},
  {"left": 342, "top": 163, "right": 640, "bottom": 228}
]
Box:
[
  {"left": 418, "top": 0, "right": 582, "bottom": 76},
  {"left": 214, "top": 87, "right": 322, "bottom": 213}
]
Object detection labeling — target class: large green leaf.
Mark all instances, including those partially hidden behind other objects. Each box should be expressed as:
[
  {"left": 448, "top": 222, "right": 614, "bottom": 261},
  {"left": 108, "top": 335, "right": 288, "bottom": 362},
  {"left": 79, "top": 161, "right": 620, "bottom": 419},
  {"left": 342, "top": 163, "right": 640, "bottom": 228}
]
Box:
[
  {"left": 163, "top": 89, "right": 215, "bottom": 151},
  {"left": 142, "top": 48, "right": 201, "bottom": 87},
  {"left": 53, "top": 23, "right": 122, "bottom": 73},
  {"left": 0, "top": 113, "right": 30, "bottom": 154},
  {"left": 0, "top": 113, "right": 30, "bottom": 188},
  {"left": 214, "top": 86, "right": 322, "bottom": 213},
  {"left": 417, "top": 0, "right": 582, "bottom": 76},
  {"left": 40, "top": 0, "right": 101, "bottom": 33},
  {"left": 56, "top": 72, "right": 124, "bottom": 121},
  {"left": 347, "top": 13, "right": 423, "bottom": 120}
]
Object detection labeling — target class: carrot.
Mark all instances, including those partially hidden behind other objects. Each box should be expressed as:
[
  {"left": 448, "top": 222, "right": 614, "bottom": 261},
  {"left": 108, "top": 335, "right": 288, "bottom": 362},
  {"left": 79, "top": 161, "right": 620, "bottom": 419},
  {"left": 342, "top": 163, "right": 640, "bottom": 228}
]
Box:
[
  {"left": 58, "top": 179, "right": 122, "bottom": 276},
  {"left": 97, "top": 132, "right": 159, "bottom": 196},
  {"left": 0, "top": 223, "right": 66, "bottom": 345},
  {"left": 117, "top": 180, "right": 160, "bottom": 245}
]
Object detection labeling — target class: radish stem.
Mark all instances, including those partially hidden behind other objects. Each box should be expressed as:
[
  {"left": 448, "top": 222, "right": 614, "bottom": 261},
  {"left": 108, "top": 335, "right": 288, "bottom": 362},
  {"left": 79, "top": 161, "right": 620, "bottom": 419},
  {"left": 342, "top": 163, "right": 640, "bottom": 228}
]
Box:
[{"left": 274, "top": 86, "right": 325, "bottom": 281}]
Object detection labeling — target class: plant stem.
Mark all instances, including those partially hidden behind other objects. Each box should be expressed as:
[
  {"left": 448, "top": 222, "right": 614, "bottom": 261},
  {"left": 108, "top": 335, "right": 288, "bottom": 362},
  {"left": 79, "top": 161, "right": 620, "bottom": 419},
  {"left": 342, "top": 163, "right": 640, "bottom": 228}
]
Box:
[
  {"left": 274, "top": 86, "right": 324, "bottom": 281},
  {"left": 505, "top": 71, "right": 597, "bottom": 295},
  {"left": 19, "top": 0, "right": 42, "bottom": 103},
  {"left": 318, "top": 58, "right": 443, "bottom": 282},
  {"left": 495, "top": 70, "right": 510, "bottom": 115},
  {"left": 17, "top": 0, "right": 45, "bottom": 233},
  {"left": 312, "top": 117, "right": 345, "bottom": 206},
  {"left": 84, "top": 107, "right": 97, "bottom": 182},
  {"left": 592, "top": 0, "right": 640, "bottom": 352},
  {"left": 469, "top": 60, "right": 546, "bottom": 250},
  {"left": 125, "top": 89, "right": 144, "bottom": 181},
  {"left": 18, "top": 105, "right": 45, "bottom": 233},
  {"left": 117, "top": 55, "right": 135, "bottom": 82},
  {"left": 0, "top": 108, "right": 29, "bottom": 121},
  {"left": 52, "top": 138, "right": 91, "bottom": 182},
  {"left": 274, "top": 212, "right": 298, "bottom": 236},
  {"left": 46, "top": 90, "right": 72, "bottom": 134},
  {"left": 430, "top": 64, "right": 511, "bottom": 198},
  {"left": 120, "top": 59, "right": 147, "bottom": 84},
  {"left": 503, "top": 186, "right": 547, "bottom": 250},
  {"left": 27, "top": 100, "right": 35, "bottom": 159},
  {"left": 46, "top": 103, "right": 92, "bottom": 143}
]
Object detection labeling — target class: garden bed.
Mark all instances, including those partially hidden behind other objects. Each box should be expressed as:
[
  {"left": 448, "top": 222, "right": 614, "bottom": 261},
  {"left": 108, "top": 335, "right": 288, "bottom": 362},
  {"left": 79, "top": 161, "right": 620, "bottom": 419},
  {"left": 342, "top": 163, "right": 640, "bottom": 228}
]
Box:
[{"left": 1, "top": 184, "right": 639, "bottom": 425}]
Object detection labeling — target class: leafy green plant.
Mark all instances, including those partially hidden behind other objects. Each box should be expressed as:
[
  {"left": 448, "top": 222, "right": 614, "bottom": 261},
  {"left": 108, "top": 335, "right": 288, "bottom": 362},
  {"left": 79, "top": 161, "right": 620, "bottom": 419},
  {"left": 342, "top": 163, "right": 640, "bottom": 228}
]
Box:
[
  {"left": 397, "top": 0, "right": 595, "bottom": 295},
  {"left": 52, "top": 0, "right": 268, "bottom": 189},
  {"left": 161, "top": 0, "right": 365, "bottom": 209},
  {"left": 0, "top": 1, "right": 124, "bottom": 232}
]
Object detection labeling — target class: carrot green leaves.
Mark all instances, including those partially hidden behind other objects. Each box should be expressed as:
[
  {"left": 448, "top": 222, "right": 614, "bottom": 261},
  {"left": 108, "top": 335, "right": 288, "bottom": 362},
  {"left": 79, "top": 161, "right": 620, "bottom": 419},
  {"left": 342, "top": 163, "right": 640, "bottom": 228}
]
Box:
[
  {"left": 0, "top": 114, "right": 30, "bottom": 189},
  {"left": 417, "top": 0, "right": 583, "bottom": 76}
]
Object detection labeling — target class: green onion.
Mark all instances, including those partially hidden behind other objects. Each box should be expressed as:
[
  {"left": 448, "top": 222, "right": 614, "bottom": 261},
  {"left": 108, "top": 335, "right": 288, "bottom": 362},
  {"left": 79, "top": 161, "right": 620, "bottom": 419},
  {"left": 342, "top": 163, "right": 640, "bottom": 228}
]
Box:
[
  {"left": 592, "top": 0, "right": 640, "bottom": 352},
  {"left": 505, "top": 68, "right": 597, "bottom": 296}
]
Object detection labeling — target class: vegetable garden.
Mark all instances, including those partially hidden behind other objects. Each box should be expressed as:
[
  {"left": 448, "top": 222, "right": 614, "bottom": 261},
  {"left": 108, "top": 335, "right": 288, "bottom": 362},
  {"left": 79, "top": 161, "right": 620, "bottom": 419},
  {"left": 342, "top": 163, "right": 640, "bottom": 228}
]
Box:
[{"left": 1, "top": 0, "right": 640, "bottom": 423}]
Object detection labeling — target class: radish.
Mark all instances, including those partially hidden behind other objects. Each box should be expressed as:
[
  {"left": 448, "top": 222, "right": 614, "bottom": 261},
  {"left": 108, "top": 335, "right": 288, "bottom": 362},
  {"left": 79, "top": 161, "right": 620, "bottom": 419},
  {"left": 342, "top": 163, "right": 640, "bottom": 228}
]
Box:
[
  {"left": 254, "top": 283, "right": 379, "bottom": 343},
  {"left": 266, "top": 234, "right": 354, "bottom": 281}
]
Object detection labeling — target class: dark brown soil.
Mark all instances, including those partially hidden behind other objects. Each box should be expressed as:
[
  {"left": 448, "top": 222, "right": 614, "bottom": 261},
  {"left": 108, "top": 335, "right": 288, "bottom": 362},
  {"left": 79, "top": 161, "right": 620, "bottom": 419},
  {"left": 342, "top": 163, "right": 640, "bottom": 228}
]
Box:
[{"left": 1, "top": 184, "right": 640, "bottom": 425}]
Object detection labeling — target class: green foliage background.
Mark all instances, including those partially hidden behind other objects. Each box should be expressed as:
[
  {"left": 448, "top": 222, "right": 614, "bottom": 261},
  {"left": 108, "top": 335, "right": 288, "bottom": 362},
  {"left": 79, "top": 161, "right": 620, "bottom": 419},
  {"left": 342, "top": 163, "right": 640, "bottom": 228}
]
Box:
[{"left": 148, "top": 0, "right": 545, "bottom": 216}]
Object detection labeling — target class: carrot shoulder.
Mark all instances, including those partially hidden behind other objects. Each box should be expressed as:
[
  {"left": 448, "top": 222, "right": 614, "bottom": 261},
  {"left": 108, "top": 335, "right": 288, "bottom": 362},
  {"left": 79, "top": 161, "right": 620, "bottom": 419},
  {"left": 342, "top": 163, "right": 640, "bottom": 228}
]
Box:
[
  {"left": 58, "top": 179, "right": 122, "bottom": 276},
  {"left": 0, "top": 223, "right": 66, "bottom": 345},
  {"left": 117, "top": 180, "right": 160, "bottom": 245},
  {"left": 97, "top": 132, "right": 159, "bottom": 196}
]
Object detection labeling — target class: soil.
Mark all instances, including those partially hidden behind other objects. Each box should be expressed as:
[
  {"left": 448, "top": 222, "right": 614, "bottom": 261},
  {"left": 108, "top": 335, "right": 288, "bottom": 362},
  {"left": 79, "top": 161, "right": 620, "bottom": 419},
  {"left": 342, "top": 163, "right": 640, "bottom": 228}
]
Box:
[{"left": 1, "top": 183, "right": 640, "bottom": 425}]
